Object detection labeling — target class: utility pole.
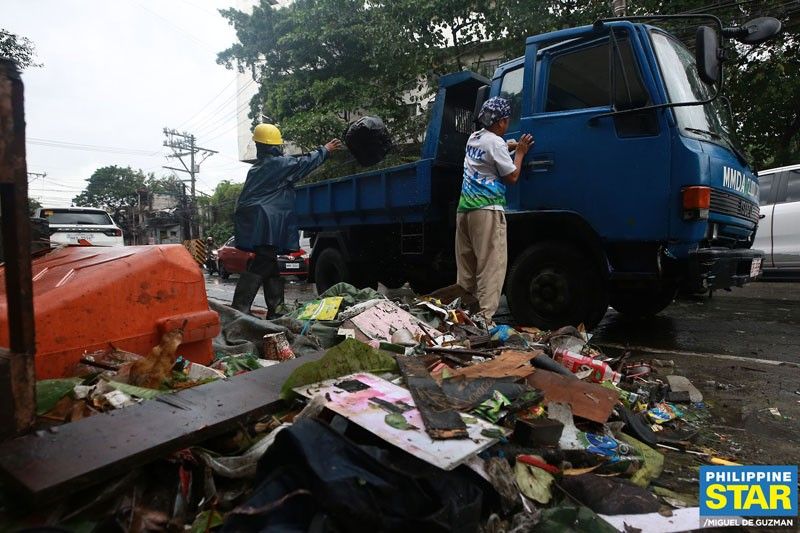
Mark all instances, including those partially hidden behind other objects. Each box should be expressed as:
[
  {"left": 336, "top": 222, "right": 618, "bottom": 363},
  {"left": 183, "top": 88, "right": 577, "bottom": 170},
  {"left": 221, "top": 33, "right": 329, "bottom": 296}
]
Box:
[
  {"left": 611, "top": 0, "right": 626, "bottom": 16},
  {"left": 162, "top": 128, "right": 217, "bottom": 239}
]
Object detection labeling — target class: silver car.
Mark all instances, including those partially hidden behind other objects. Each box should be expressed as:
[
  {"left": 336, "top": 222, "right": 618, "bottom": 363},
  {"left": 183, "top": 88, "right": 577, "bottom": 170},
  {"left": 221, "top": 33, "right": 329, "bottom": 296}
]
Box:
[{"left": 754, "top": 163, "right": 800, "bottom": 274}]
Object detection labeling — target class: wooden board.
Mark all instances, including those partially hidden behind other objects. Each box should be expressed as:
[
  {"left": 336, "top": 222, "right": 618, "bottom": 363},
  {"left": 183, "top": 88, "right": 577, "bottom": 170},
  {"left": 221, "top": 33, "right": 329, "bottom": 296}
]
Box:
[
  {"left": 295, "top": 372, "right": 507, "bottom": 470},
  {"left": 449, "top": 350, "right": 540, "bottom": 380},
  {"left": 0, "top": 352, "right": 324, "bottom": 503},
  {"left": 396, "top": 355, "right": 467, "bottom": 439},
  {"left": 526, "top": 369, "right": 619, "bottom": 423}
]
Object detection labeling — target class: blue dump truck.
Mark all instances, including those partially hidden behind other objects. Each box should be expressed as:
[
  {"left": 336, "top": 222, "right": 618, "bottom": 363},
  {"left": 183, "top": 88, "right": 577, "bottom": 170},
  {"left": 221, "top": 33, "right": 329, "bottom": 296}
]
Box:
[{"left": 296, "top": 15, "right": 779, "bottom": 329}]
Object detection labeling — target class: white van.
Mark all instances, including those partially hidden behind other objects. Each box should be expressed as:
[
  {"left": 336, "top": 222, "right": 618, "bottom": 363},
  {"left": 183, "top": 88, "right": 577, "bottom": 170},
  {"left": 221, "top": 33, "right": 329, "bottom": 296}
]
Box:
[
  {"left": 34, "top": 207, "right": 124, "bottom": 247},
  {"left": 754, "top": 163, "right": 800, "bottom": 274}
]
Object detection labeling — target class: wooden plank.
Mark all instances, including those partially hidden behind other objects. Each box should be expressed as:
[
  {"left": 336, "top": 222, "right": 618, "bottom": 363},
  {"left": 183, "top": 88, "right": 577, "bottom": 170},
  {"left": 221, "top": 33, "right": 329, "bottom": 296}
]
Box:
[
  {"left": 396, "top": 356, "right": 467, "bottom": 439},
  {"left": 449, "top": 350, "right": 540, "bottom": 380},
  {"left": 0, "top": 352, "right": 323, "bottom": 503},
  {"left": 526, "top": 369, "right": 619, "bottom": 424},
  {"left": 0, "top": 60, "right": 36, "bottom": 438}
]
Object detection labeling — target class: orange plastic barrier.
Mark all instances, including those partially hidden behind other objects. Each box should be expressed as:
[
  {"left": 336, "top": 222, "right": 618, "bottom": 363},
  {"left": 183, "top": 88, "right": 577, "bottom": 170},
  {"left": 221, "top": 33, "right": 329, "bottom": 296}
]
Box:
[{"left": 0, "top": 245, "right": 220, "bottom": 379}]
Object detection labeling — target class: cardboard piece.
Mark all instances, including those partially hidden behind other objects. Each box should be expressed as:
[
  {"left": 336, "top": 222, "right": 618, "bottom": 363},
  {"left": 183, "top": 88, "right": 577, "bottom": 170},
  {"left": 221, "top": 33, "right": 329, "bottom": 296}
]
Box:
[
  {"left": 294, "top": 372, "right": 508, "bottom": 470},
  {"left": 527, "top": 369, "right": 620, "bottom": 423},
  {"left": 346, "top": 300, "right": 442, "bottom": 343},
  {"left": 449, "top": 350, "right": 541, "bottom": 380}
]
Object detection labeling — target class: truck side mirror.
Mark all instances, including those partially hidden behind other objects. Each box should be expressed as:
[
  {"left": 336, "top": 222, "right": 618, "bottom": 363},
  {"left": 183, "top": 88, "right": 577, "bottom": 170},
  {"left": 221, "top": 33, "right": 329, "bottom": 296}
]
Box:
[
  {"left": 473, "top": 85, "right": 489, "bottom": 130},
  {"left": 695, "top": 26, "right": 721, "bottom": 85}
]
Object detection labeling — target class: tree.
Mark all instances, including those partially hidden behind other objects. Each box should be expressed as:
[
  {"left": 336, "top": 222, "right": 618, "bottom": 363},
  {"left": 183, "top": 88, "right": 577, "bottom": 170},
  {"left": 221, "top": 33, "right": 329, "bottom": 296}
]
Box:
[
  {"left": 218, "top": 0, "right": 799, "bottom": 169},
  {"left": 0, "top": 29, "right": 42, "bottom": 70},
  {"left": 217, "top": 0, "right": 497, "bottom": 149},
  {"left": 199, "top": 180, "right": 244, "bottom": 244},
  {"left": 72, "top": 166, "right": 147, "bottom": 213},
  {"left": 28, "top": 197, "right": 41, "bottom": 215}
]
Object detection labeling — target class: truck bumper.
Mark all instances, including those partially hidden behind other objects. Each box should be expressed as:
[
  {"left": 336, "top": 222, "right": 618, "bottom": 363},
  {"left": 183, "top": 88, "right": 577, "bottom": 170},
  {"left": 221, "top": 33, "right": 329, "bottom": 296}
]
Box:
[{"left": 686, "top": 247, "right": 764, "bottom": 291}]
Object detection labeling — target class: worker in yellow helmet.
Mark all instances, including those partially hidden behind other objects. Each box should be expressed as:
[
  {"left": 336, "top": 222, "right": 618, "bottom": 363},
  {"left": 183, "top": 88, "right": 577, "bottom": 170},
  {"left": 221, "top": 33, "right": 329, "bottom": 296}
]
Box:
[{"left": 232, "top": 123, "right": 343, "bottom": 317}]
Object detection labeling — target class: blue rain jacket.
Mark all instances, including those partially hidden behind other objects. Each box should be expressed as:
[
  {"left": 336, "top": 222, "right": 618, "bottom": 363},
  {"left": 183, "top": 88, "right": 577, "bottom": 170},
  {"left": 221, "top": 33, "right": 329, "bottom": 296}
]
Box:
[{"left": 234, "top": 147, "right": 328, "bottom": 253}]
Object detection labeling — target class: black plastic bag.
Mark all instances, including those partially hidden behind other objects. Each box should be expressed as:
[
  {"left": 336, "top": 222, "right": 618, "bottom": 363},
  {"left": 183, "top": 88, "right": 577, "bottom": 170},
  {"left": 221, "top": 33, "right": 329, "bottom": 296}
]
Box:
[
  {"left": 223, "top": 418, "right": 483, "bottom": 532},
  {"left": 344, "top": 116, "right": 392, "bottom": 167}
]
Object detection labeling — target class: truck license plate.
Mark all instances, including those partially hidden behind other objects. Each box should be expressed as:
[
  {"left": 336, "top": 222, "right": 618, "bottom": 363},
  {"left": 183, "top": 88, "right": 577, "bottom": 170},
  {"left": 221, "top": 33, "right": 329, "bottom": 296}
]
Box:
[
  {"left": 285, "top": 262, "right": 300, "bottom": 270},
  {"left": 750, "top": 258, "right": 762, "bottom": 278}
]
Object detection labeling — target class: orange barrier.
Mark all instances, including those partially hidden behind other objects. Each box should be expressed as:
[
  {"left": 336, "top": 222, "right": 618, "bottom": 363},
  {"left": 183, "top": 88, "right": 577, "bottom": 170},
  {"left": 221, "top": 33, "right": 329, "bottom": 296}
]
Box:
[{"left": 0, "top": 245, "right": 220, "bottom": 379}]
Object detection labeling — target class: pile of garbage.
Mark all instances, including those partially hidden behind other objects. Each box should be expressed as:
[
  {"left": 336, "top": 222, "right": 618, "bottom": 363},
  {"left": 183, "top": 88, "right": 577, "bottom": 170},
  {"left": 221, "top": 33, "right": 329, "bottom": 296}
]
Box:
[{"left": 7, "top": 282, "right": 733, "bottom": 531}]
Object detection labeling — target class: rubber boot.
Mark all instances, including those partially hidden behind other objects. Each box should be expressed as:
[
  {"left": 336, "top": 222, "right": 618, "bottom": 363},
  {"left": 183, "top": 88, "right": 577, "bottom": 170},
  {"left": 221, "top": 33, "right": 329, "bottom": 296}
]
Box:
[
  {"left": 264, "top": 276, "right": 285, "bottom": 319},
  {"left": 231, "top": 272, "right": 262, "bottom": 313}
]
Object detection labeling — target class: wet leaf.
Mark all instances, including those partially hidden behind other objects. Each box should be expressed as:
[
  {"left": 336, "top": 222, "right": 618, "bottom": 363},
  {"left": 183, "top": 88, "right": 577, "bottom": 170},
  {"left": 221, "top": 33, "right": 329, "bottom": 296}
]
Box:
[
  {"left": 385, "top": 413, "right": 415, "bottom": 430},
  {"left": 36, "top": 378, "right": 81, "bottom": 415}
]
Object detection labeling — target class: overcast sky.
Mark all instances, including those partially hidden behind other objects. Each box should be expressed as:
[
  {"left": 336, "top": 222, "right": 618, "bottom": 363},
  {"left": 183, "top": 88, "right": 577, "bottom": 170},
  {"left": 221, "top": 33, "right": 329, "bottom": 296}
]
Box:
[{"left": 6, "top": 0, "right": 253, "bottom": 207}]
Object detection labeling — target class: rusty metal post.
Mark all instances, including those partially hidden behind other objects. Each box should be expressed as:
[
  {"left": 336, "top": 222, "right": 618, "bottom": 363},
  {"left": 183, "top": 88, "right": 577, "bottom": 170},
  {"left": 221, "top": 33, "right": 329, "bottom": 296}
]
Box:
[{"left": 0, "top": 59, "right": 36, "bottom": 438}]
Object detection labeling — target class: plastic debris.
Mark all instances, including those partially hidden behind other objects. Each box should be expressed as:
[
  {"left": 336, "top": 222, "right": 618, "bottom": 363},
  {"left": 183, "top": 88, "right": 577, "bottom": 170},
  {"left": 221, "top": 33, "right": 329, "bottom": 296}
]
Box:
[{"left": 553, "top": 347, "right": 621, "bottom": 383}]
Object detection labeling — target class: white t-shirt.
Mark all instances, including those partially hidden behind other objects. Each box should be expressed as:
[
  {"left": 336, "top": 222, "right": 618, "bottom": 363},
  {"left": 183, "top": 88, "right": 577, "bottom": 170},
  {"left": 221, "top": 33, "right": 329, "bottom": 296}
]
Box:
[{"left": 458, "top": 129, "right": 516, "bottom": 212}]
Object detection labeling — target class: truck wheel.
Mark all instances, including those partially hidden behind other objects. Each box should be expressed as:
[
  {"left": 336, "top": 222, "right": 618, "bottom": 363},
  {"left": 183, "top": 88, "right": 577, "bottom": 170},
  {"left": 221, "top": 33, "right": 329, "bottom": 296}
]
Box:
[
  {"left": 506, "top": 242, "right": 608, "bottom": 330},
  {"left": 314, "top": 247, "right": 349, "bottom": 293},
  {"left": 610, "top": 285, "right": 677, "bottom": 318}
]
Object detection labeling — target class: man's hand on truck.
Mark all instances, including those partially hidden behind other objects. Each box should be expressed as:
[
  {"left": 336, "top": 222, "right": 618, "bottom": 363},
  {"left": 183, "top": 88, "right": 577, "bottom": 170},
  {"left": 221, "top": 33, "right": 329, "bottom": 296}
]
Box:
[
  {"left": 502, "top": 134, "right": 534, "bottom": 185},
  {"left": 325, "top": 138, "right": 344, "bottom": 152}
]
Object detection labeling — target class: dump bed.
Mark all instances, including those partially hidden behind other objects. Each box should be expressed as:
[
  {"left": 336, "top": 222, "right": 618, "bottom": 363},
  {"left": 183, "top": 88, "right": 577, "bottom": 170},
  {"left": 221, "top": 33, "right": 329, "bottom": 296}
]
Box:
[
  {"left": 295, "top": 159, "right": 434, "bottom": 229},
  {"left": 294, "top": 71, "right": 489, "bottom": 231}
]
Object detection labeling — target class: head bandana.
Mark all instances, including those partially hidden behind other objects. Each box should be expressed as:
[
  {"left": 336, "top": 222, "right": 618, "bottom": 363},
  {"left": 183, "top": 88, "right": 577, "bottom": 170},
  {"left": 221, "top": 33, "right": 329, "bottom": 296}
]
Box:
[{"left": 477, "top": 97, "right": 512, "bottom": 128}]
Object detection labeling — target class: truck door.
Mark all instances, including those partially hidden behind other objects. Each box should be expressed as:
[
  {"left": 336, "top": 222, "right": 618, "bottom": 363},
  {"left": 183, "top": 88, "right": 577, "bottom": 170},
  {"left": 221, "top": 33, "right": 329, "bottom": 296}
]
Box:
[
  {"left": 513, "top": 28, "right": 671, "bottom": 242},
  {"left": 771, "top": 168, "right": 800, "bottom": 269}
]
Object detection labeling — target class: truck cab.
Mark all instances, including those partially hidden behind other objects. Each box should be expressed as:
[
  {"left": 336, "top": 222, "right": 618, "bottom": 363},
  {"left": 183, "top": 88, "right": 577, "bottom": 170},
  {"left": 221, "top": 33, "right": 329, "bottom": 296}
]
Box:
[
  {"left": 489, "top": 20, "right": 763, "bottom": 326},
  {"left": 297, "top": 17, "right": 774, "bottom": 329}
]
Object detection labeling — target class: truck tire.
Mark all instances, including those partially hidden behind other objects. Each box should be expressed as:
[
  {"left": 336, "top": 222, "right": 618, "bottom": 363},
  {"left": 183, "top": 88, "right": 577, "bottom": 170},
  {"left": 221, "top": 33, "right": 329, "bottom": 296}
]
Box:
[
  {"left": 314, "top": 247, "right": 350, "bottom": 294},
  {"left": 610, "top": 285, "right": 677, "bottom": 318},
  {"left": 506, "top": 242, "right": 608, "bottom": 330}
]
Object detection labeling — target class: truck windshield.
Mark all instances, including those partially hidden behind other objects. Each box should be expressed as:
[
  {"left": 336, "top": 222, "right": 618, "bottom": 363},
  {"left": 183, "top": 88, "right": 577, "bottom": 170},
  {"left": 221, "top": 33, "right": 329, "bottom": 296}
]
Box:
[{"left": 651, "top": 31, "right": 743, "bottom": 159}]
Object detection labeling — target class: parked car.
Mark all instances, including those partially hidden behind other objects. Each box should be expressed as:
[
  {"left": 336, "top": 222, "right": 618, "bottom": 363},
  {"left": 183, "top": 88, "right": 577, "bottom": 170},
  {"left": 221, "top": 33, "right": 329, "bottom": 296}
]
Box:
[
  {"left": 33, "top": 207, "right": 124, "bottom": 247},
  {"left": 754, "top": 163, "right": 800, "bottom": 276},
  {"left": 215, "top": 236, "right": 310, "bottom": 280}
]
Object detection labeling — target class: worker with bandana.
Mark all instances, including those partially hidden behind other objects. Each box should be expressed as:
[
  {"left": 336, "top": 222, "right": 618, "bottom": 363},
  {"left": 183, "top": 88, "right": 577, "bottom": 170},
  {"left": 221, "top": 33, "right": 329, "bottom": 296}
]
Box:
[{"left": 456, "top": 97, "right": 533, "bottom": 323}]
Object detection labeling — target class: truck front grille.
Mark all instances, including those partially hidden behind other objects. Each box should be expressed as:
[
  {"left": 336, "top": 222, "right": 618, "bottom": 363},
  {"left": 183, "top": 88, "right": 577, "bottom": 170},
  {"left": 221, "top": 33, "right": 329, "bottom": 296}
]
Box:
[{"left": 709, "top": 189, "right": 759, "bottom": 224}]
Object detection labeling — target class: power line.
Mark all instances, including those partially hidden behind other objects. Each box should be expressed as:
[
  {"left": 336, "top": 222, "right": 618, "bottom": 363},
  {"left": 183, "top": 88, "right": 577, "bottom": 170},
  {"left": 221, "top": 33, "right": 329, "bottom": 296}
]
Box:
[
  {"left": 27, "top": 137, "right": 161, "bottom": 156},
  {"left": 163, "top": 128, "right": 218, "bottom": 238},
  {"left": 177, "top": 75, "right": 238, "bottom": 130}
]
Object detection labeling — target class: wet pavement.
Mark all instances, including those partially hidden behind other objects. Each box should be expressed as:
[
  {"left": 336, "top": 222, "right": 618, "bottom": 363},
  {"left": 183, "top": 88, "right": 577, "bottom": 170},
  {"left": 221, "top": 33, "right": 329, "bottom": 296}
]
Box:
[
  {"left": 204, "top": 272, "right": 317, "bottom": 310},
  {"left": 592, "top": 281, "right": 800, "bottom": 364}
]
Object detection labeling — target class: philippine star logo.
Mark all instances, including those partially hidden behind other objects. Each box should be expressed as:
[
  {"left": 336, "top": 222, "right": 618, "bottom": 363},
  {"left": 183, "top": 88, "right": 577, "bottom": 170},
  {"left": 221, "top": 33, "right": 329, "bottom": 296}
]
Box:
[{"left": 700, "top": 465, "right": 798, "bottom": 528}]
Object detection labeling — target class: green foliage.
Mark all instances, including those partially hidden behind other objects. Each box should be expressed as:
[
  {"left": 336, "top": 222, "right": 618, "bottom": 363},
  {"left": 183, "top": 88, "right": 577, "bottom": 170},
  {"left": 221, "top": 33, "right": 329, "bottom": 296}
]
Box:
[
  {"left": 206, "top": 222, "right": 234, "bottom": 246},
  {"left": 219, "top": 0, "right": 799, "bottom": 171},
  {"left": 28, "top": 197, "right": 42, "bottom": 215},
  {"left": 0, "top": 28, "right": 42, "bottom": 70},
  {"left": 199, "top": 179, "right": 244, "bottom": 243},
  {"left": 72, "top": 166, "right": 148, "bottom": 212},
  {"left": 146, "top": 175, "right": 184, "bottom": 196}
]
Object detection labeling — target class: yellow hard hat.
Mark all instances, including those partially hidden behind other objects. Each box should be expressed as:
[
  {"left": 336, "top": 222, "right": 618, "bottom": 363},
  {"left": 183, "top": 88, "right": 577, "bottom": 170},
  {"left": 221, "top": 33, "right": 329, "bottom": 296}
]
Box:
[{"left": 252, "top": 123, "right": 283, "bottom": 145}]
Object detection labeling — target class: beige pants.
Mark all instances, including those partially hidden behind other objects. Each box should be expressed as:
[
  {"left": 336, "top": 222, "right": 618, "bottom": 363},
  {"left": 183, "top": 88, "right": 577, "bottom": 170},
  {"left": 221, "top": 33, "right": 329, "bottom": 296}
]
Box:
[{"left": 455, "top": 209, "right": 507, "bottom": 321}]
